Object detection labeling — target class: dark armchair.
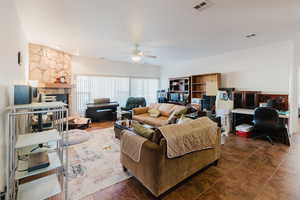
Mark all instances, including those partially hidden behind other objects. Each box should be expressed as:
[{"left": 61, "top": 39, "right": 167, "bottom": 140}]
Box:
[
  {"left": 252, "top": 107, "right": 281, "bottom": 145},
  {"left": 121, "top": 97, "right": 147, "bottom": 111}
]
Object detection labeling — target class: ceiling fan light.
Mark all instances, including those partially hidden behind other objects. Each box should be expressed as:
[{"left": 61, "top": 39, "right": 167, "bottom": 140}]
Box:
[{"left": 131, "top": 55, "right": 142, "bottom": 62}]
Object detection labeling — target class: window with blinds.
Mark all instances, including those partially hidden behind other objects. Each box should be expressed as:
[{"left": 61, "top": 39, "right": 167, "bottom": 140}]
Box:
[
  {"left": 75, "top": 75, "right": 159, "bottom": 115},
  {"left": 75, "top": 76, "right": 130, "bottom": 115},
  {"left": 130, "top": 78, "right": 159, "bottom": 105}
]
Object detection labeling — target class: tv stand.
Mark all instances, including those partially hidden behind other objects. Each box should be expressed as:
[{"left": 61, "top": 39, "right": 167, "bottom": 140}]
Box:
[{"left": 168, "top": 101, "right": 188, "bottom": 106}]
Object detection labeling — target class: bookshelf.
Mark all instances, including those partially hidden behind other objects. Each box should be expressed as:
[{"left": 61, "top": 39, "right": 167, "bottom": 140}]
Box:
[
  {"left": 191, "top": 73, "right": 221, "bottom": 99},
  {"left": 168, "top": 77, "right": 191, "bottom": 104}
]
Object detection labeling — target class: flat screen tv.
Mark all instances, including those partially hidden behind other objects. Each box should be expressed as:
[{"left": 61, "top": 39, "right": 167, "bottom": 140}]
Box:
[{"left": 170, "top": 93, "right": 179, "bottom": 102}]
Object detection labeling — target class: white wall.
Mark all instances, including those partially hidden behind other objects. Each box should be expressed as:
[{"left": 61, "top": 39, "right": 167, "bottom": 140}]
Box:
[
  {"left": 72, "top": 56, "right": 160, "bottom": 78},
  {"left": 0, "top": 0, "right": 28, "bottom": 192},
  {"left": 161, "top": 42, "right": 292, "bottom": 94}
]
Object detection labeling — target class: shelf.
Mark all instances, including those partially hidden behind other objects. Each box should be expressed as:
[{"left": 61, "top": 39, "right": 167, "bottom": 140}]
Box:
[
  {"left": 17, "top": 174, "right": 61, "bottom": 200},
  {"left": 16, "top": 152, "right": 62, "bottom": 180},
  {"left": 16, "top": 129, "right": 60, "bottom": 149},
  {"left": 9, "top": 102, "right": 67, "bottom": 110},
  {"left": 169, "top": 91, "right": 189, "bottom": 93},
  {"left": 192, "top": 91, "right": 205, "bottom": 93}
]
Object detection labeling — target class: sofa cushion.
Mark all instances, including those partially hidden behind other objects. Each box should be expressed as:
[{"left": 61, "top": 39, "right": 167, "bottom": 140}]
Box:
[
  {"left": 158, "top": 104, "right": 176, "bottom": 117},
  {"left": 133, "top": 114, "right": 169, "bottom": 127},
  {"left": 133, "top": 107, "right": 148, "bottom": 115},
  {"left": 143, "top": 116, "right": 169, "bottom": 127},
  {"left": 149, "top": 103, "right": 160, "bottom": 110},
  {"left": 132, "top": 113, "right": 150, "bottom": 123},
  {"left": 148, "top": 109, "right": 161, "bottom": 118}
]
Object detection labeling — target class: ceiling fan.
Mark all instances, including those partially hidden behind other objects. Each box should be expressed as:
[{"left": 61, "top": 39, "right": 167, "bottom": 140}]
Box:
[{"left": 131, "top": 44, "right": 157, "bottom": 63}]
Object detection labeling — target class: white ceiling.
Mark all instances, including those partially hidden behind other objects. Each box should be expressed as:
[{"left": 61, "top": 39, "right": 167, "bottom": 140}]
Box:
[{"left": 15, "top": 0, "right": 300, "bottom": 65}]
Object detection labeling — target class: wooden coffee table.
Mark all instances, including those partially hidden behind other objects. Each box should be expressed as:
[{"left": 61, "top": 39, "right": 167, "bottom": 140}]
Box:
[{"left": 114, "top": 120, "right": 154, "bottom": 139}]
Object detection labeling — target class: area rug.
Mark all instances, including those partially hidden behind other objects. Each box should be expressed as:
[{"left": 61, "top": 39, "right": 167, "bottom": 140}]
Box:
[
  {"left": 64, "top": 129, "right": 90, "bottom": 146},
  {"left": 67, "top": 128, "right": 131, "bottom": 200}
]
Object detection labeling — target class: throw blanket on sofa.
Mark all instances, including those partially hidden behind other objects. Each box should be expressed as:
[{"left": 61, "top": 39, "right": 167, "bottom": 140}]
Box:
[
  {"left": 158, "top": 117, "right": 219, "bottom": 159},
  {"left": 120, "top": 130, "right": 147, "bottom": 162}
]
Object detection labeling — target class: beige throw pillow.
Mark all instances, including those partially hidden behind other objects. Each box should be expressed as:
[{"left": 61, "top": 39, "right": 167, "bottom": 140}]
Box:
[{"left": 148, "top": 109, "right": 161, "bottom": 118}]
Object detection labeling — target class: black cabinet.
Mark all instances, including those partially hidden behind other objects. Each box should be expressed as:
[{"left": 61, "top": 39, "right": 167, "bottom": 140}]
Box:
[{"left": 233, "top": 91, "right": 261, "bottom": 109}]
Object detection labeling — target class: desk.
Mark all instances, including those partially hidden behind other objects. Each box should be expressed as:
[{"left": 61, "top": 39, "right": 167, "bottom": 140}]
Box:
[
  {"left": 231, "top": 108, "right": 290, "bottom": 145},
  {"left": 232, "top": 108, "right": 289, "bottom": 119}
]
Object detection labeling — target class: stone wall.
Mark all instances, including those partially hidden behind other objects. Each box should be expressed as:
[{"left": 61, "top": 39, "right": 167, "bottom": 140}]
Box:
[{"left": 29, "top": 43, "right": 72, "bottom": 84}]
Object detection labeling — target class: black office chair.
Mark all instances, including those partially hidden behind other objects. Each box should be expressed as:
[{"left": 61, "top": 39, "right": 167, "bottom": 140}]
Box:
[{"left": 252, "top": 107, "right": 279, "bottom": 145}]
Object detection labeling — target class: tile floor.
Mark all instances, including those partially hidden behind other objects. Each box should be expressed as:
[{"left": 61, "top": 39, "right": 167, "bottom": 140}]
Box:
[{"left": 53, "top": 121, "right": 300, "bottom": 200}]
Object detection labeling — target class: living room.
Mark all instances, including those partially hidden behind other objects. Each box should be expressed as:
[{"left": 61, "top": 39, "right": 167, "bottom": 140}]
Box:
[{"left": 1, "top": 0, "right": 300, "bottom": 200}]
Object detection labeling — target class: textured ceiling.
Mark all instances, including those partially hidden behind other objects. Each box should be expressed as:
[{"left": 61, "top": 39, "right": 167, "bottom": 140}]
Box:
[{"left": 15, "top": 0, "right": 300, "bottom": 65}]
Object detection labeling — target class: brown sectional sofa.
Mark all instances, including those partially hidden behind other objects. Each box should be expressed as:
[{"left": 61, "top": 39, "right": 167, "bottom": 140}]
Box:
[
  {"left": 120, "top": 124, "right": 221, "bottom": 197},
  {"left": 132, "top": 103, "right": 186, "bottom": 127}
]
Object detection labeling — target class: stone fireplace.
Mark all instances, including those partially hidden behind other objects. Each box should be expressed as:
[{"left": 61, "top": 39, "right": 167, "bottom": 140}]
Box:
[{"left": 28, "top": 43, "right": 73, "bottom": 110}]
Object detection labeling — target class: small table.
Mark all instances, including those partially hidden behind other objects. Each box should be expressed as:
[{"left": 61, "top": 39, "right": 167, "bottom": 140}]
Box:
[
  {"left": 114, "top": 120, "right": 154, "bottom": 139},
  {"left": 65, "top": 116, "right": 91, "bottom": 130},
  {"left": 120, "top": 110, "right": 132, "bottom": 120}
]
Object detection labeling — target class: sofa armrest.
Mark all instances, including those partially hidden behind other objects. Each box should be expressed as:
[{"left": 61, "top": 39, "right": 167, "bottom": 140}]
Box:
[
  {"left": 120, "top": 138, "right": 166, "bottom": 196},
  {"left": 132, "top": 107, "right": 149, "bottom": 115}
]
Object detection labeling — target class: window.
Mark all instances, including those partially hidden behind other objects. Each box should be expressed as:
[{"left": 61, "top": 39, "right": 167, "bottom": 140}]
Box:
[
  {"left": 75, "top": 75, "right": 129, "bottom": 115},
  {"left": 75, "top": 75, "right": 159, "bottom": 115},
  {"left": 130, "top": 78, "right": 159, "bottom": 105}
]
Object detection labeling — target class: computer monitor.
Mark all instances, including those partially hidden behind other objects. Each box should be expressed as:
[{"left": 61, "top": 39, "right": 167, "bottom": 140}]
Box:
[{"left": 14, "top": 85, "right": 32, "bottom": 105}]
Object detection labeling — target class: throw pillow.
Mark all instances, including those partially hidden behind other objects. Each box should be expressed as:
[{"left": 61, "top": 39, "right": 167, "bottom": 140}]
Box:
[
  {"left": 167, "top": 111, "right": 177, "bottom": 124},
  {"left": 177, "top": 115, "right": 193, "bottom": 124},
  {"left": 174, "top": 108, "right": 188, "bottom": 118},
  {"left": 148, "top": 109, "right": 161, "bottom": 118},
  {"left": 167, "top": 108, "right": 188, "bottom": 124},
  {"left": 132, "top": 121, "right": 155, "bottom": 140}
]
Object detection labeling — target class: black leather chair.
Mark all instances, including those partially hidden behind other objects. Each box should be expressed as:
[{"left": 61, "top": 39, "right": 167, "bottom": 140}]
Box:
[
  {"left": 252, "top": 107, "right": 280, "bottom": 145},
  {"left": 121, "top": 97, "right": 147, "bottom": 111}
]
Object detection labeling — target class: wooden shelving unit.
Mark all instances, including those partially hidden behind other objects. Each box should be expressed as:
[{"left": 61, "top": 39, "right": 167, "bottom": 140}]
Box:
[
  {"left": 168, "top": 77, "right": 191, "bottom": 104},
  {"left": 191, "top": 73, "right": 221, "bottom": 99}
]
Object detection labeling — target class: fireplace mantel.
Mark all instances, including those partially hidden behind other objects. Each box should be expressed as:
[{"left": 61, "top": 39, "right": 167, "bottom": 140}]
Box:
[{"left": 38, "top": 82, "right": 72, "bottom": 89}]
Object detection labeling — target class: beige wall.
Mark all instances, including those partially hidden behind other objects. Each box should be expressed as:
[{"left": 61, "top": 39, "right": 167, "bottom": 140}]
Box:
[
  {"left": 0, "top": 0, "right": 28, "bottom": 192},
  {"left": 160, "top": 41, "right": 292, "bottom": 94},
  {"left": 29, "top": 43, "right": 72, "bottom": 84},
  {"left": 72, "top": 56, "right": 160, "bottom": 78}
]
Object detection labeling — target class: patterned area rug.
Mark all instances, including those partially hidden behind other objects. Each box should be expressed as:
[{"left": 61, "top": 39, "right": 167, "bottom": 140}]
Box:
[{"left": 68, "top": 128, "right": 131, "bottom": 200}]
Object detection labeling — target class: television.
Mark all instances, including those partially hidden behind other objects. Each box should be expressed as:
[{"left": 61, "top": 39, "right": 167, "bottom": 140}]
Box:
[
  {"left": 170, "top": 93, "right": 180, "bottom": 102},
  {"left": 14, "top": 85, "right": 32, "bottom": 105}
]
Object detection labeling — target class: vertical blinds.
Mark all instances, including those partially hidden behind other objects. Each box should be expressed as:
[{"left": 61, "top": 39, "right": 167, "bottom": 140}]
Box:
[
  {"left": 130, "top": 78, "right": 159, "bottom": 105},
  {"left": 75, "top": 75, "right": 159, "bottom": 115}
]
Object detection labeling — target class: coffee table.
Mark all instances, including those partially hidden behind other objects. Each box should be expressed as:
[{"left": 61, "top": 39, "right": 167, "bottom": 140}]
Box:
[{"left": 114, "top": 120, "right": 154, "bottom": 139}]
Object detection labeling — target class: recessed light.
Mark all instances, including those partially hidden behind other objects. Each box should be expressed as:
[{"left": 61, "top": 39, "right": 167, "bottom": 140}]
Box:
[{"left": 246, "top": 33, "right": 257, "bottom": 38}]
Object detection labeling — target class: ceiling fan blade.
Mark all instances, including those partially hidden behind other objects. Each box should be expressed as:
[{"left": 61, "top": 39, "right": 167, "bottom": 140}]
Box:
[{"left": 143, "top": 55, "right": 157, "bottom": 59}]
